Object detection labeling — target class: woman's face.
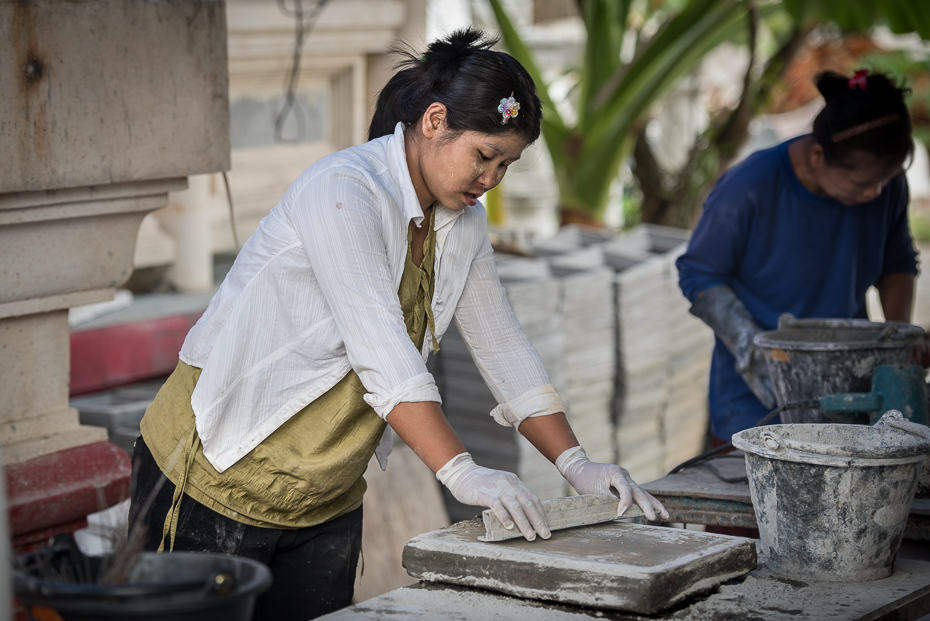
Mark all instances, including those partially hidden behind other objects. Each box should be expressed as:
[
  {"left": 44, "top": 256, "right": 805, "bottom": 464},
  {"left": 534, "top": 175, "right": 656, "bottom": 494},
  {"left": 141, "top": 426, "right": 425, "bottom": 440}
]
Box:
[
  {"left": 812, "top": 148, "right": 903, "bottom": 206},
  {"left": 408, "top": 104, "right": 528, "bottom": 211}
]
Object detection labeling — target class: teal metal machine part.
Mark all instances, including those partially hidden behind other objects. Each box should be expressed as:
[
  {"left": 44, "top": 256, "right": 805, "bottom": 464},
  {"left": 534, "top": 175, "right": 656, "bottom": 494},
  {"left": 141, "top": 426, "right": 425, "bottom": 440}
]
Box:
[{"left": 819, "top": 364, "right": 929, "bottom": 425}]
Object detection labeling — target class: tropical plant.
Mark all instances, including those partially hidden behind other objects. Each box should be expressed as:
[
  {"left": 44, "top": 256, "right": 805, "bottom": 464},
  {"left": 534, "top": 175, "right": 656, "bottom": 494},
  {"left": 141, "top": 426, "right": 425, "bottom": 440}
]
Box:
[
  {"left": 489, "top": 0, "right": 930, "bottom": 227},
  {"left": 491, "top": 0, "right": 752, "bottom": 226},
  {"left": 785, "top": 0, "right": 930, "bottom": 40}
]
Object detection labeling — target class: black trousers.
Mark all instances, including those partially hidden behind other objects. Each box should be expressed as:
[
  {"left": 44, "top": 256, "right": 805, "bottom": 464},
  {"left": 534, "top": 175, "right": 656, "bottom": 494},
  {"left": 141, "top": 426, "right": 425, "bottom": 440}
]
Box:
[{"left": 129, "top": 437, "right": 363, "bottom": 621}]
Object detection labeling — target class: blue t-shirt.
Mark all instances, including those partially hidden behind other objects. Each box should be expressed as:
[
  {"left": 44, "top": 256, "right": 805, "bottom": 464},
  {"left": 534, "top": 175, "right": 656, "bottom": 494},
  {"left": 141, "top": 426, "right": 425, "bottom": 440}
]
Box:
[{"left": 676, "top": 138, "right": 918, "bottom": 439}]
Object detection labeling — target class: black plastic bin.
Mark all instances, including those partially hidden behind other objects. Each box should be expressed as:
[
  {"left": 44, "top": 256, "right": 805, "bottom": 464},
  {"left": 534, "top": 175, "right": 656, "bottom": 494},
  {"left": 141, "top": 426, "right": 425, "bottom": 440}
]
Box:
[{"left": 14, "top": 548, "right": 272, "bottom": 621}]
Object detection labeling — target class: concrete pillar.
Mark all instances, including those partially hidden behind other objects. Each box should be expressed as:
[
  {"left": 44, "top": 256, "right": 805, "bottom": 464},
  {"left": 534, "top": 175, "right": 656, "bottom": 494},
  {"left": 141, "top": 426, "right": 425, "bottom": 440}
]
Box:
[
  {"left": 0, "top": 179, "right": 186, "bottom": 464},
  {"left": 162, "top": 174, "right": 221, "bottom": 293},
  {"left": 1, "top": 0, "right": 230, "bottom": 561},
  {"left": 0, "top": 312, "right": 104, "bottom": 466}
]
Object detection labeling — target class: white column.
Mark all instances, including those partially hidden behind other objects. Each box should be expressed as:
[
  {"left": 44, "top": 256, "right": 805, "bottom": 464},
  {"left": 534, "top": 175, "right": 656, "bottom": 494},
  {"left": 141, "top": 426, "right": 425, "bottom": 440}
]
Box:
[{"left": 162, "top": 174, "right": 223, "bottom": 293}]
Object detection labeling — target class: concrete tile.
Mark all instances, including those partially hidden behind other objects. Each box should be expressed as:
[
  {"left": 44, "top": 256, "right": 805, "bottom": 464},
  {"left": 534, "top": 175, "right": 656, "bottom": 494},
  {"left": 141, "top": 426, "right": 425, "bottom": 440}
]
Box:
[{"left": 403, "top": 519, "right": 756, "bottom": 615}]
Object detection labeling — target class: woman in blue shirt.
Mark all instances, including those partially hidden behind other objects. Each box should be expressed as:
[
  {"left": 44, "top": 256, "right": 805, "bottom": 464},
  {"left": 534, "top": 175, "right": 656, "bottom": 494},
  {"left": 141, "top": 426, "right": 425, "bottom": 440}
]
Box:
[{"left": 677, "top": 70, "right": 919, "bottom": 444}]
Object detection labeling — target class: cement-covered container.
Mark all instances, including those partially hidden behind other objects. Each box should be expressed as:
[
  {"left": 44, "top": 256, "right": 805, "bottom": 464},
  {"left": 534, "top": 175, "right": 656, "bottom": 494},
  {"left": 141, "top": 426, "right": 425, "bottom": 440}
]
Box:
[
  {"left": 733, "top": 412, "right": 930, "bottom": 582},
  {"left": 754, "top": 315, "right": 924, "bottom": 424}
]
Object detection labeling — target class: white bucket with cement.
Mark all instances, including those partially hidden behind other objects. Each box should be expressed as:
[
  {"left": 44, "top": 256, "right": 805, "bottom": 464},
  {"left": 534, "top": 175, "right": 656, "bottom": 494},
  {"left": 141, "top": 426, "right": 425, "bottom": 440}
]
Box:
[{"left": 732, "top": 411, "right": 930, "bottom": 582}]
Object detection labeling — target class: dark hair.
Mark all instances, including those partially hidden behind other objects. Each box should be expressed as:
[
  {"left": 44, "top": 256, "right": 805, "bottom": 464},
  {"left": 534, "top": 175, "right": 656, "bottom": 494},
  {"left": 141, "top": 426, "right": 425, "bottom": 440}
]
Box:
[
  {"left": 368, "top": 28, "right": 542, "bottom": 144},
  {"left": 812, "top": 70, "right": 913, "bottom": 168}
]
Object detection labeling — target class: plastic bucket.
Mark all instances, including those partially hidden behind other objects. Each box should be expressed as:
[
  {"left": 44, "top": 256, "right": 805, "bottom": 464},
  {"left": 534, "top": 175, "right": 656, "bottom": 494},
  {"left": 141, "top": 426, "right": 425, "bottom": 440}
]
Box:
[
  {"left": 732, "top": 419, "right": 930, "bottom": 582},
  {"left": 14, "top": 551, "right": 272, "bottom": 621},
  {"left": 753, "top": 316, "right": 924, "bottom": 424}
]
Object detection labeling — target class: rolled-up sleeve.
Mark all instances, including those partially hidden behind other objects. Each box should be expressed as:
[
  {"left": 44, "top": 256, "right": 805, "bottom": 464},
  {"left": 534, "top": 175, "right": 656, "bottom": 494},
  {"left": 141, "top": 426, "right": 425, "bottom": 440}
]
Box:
[
  {"left": 292, "top": 168, "right": 440, "bottom": 420},
  {"left": 489, "top": 384, "right": 564, "bottom": 428},
  {"left": 454, "top": 235, "right": 565, "bottom": 428}
]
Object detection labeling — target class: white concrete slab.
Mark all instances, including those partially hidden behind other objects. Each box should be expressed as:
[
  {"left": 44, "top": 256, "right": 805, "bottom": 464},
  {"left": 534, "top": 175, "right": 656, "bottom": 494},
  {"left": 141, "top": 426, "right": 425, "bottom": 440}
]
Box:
[{"left": 403, "top": 519, "right": 756, "bottom": 614}]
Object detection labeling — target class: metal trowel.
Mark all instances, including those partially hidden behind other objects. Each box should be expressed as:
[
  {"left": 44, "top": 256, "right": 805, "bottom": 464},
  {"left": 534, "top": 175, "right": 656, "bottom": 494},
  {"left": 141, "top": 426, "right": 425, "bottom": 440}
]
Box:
[{"left": 478, "top": 494, "right": 644, "bottom": 542}]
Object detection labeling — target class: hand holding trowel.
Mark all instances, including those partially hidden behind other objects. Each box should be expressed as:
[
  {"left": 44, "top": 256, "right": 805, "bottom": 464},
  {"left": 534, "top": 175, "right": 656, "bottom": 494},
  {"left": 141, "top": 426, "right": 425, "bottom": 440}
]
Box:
[
  {"left": 479, "top": 494, "right": 649, "bottom": 542},
  {"left": 479, "top": 446, "right": 670, "bottom": 542}
]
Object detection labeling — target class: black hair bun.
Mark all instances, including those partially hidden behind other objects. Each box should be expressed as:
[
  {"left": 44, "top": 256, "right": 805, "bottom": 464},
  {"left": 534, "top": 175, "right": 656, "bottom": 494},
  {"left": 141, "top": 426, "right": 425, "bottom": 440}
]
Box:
[
  {"left": 429, "top": 28, "right": 489, "bottom": 58},
  {"left": 421, "top": 28, "right": 496, "bottom": 87},
  {"left": 815, "top": 71, "right": 850, "bottom": 102},
  {"left": 810, "top": 68, "right": 912, "bottom": 167},
  {"left": 815, "top": 69, "right": 908, "bottom": 103}
]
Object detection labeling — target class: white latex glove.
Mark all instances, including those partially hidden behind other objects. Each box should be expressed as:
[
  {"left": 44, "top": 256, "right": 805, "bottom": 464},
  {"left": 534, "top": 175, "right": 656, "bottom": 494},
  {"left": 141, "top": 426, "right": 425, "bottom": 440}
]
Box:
[
  {"left": 556, "top": 446, "right": 670, "bottom": 522},
  {"left": 437, "top": 453, "right": 550, "bottom": 541}
]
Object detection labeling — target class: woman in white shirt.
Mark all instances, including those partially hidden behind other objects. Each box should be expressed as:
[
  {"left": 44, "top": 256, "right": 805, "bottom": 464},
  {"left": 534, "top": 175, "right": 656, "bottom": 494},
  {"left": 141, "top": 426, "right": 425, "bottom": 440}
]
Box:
[{"left": 129, "top": 28, "right": 668, "bottom": 621}]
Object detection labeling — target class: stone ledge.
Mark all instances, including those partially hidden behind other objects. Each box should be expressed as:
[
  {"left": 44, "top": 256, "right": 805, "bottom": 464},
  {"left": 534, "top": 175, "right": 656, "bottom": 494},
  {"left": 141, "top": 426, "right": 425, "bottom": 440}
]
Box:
[
  {"left": 0, "top": 289, "right": 113, "bottom": 321},
  {"left": 2, "top": 427, "right": 109, "bottom": 467},
  {"left": 7, "top": 441, "right": 130, "bottom": 538},
  {"left": 0, "top": 177, "right": 187, "bottom": 212}
]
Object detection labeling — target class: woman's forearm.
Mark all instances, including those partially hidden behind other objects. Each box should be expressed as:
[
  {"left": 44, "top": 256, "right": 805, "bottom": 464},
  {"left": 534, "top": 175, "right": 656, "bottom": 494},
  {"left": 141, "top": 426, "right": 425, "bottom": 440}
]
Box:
[
  {"left": 388, "top": 402, "right": 581, "bottom": 472},
  {"left": 516, "top": 413, "right": 580, "bottom": 463},
  {"left": 876, "top": 273, "right": 915, "bottom": 323},
  {"left": 386, "top": 401, "right": 466, "bottom": 472}
]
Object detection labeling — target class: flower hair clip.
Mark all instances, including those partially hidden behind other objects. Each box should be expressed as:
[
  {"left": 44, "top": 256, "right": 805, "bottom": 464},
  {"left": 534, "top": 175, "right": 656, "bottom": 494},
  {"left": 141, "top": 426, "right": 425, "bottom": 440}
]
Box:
[
  {"left": 849, "top": 69, "right": 869, "bottom": 90},
  {"left": 498, "top": 93, "right": 520, "bottom": 125}
]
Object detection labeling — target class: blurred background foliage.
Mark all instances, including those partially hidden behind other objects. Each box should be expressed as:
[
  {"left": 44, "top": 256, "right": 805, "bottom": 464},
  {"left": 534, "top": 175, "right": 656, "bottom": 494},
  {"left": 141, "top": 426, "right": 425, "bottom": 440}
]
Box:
[
  {"left": 860, "top": 50, "right": 930, "bottom": 145},
  {"left": 489, "top": 0, "right": 930, "bottom": 230},
  {"left": 859, "top": 49, "right": 930, "bottom": 241}
]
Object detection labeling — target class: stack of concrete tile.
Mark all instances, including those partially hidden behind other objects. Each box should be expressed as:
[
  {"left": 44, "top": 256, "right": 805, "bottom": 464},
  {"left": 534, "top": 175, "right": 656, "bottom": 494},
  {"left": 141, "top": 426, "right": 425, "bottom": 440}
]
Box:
[
  {"left": 531, "top": 224, "right": 712, "bottom": 483},
  {"left": 608, "top": 249, "right": 670, "bottom": 483},
  {"left": 494, "top": 255, "right": 567, "bottom": 395},
  {"left": 605, "top": 225, "right": 714, "bottom": 482},
  {"left": 533, "top": 229, "right": 617, "bottom": 468},
  {"left": 436, "top": 256, "right": 568, "bottom": 520},
  {"left": 494, "top": 256, "right": 569, "bottom": 501},
  {"left": 432, "top": 325, "right": 515, "bottom": 462},
  {"left": 531, "top": 225, "right": 614, "bottom": 259},
  {"left": 556, "top": 266, "right": 617, "bottom": 467},
  {"left": 662, "top": 244, "right": 715, "bottom": 473},
  {"left": 437, "top": 224, "right": 713, "bottom": 518}
]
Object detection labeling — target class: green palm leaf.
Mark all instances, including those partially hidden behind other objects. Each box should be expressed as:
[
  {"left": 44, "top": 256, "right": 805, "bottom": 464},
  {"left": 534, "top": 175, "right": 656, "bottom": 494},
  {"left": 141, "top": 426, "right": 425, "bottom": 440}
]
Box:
[{"left": 488, "top": 0, "right": 930, "bottom": 222}]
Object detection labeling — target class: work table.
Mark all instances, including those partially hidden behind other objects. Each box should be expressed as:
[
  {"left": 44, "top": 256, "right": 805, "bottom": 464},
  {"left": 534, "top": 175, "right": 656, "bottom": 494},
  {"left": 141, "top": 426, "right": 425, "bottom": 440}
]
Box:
[
  {"left": 324, "top": 457, "right": 930, "bottom": 620},
  {"left": 322, "top": 555, "right": 930, "bottom": 620}
]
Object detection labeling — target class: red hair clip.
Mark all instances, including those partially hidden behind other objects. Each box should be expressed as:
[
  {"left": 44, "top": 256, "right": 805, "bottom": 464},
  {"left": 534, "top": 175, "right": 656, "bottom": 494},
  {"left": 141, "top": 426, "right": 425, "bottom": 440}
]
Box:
[{"left": 849, "top": 69, "right": 869, "bottom": 89}]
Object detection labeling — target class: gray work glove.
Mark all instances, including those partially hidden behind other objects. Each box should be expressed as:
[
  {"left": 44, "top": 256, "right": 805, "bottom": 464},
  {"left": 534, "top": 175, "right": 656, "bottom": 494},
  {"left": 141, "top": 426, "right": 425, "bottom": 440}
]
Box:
[{"left": 689, "top": 285, "right": 777, "bottom": 409}]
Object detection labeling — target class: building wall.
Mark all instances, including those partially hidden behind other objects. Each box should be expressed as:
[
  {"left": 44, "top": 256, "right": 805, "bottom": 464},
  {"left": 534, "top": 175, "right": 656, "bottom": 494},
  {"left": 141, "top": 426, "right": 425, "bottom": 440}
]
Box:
[{"left": 134, "top": 0, "right": 427, "bottom": 288}]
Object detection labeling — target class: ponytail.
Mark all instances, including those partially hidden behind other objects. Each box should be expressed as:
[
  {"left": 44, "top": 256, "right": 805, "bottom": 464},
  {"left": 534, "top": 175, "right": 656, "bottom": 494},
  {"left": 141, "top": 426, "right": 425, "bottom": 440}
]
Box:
[
  {"left": 811, "top": 70, "right": 913, "bottom": 167},
  {"left": 368, "top": 28, "right": 542, "bottom": 144}
]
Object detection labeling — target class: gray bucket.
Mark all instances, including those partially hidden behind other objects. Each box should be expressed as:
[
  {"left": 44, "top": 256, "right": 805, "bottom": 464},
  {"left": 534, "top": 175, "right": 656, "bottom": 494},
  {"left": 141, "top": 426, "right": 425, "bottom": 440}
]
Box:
[
  {"left": 732, "top": 411, "right": 930, "bottom": 582},
  {"left": 753, "top": 315, "right": 924, "bottom": 424}
]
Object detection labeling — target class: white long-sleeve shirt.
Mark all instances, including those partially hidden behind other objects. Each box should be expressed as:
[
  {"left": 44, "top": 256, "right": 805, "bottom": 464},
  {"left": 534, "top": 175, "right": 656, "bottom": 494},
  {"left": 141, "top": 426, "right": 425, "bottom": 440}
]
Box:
[{"left": 180, "top": 122, "right": 564, "bottom": 473}]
